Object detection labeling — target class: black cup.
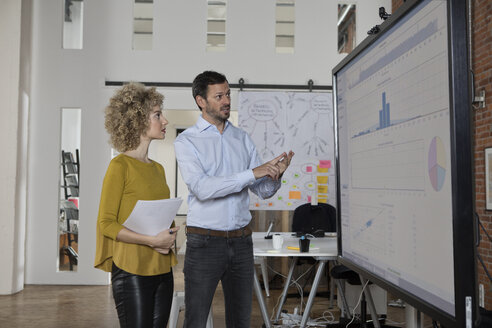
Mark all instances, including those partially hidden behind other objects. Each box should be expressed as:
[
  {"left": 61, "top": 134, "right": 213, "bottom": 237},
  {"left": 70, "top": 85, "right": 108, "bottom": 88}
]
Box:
[{"left": 299, "top": 238, "right": 310, "bottom": 252}]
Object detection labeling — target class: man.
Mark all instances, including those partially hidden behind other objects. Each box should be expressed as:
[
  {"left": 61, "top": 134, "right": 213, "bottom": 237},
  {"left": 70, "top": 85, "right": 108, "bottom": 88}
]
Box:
[{"left": 174, "top": 71, "right": 294, "bottom": 327}]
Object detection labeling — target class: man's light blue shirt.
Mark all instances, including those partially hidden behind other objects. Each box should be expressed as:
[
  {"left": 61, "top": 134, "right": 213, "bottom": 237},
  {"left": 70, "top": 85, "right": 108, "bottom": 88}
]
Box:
[{"left": 174, "top": 115, "right": 281, "bottom": 230}]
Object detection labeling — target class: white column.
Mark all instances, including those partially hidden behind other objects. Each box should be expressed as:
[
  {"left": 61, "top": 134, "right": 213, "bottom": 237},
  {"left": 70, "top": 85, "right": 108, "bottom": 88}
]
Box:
[{"left": 0, "top": 0, "right": 24, "bottom": 295}]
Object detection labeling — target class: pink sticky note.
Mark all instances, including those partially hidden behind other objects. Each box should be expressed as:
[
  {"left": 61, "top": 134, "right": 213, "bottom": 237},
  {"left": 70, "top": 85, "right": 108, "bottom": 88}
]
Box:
[
  {"left": 307, "top": 196, "right": 312, "bottom": 203},
  {"left": 319, "top": 160, "right": 331, "bottom": 169},
  {"left": 306, "top": 166, "right": 313, "bottom": 173}
]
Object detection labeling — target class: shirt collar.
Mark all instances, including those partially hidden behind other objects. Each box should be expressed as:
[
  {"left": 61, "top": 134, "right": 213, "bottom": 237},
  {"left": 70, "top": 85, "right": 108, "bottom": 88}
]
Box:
[{"left": 197, "top": 115, "right": 230, "bottom": 133}]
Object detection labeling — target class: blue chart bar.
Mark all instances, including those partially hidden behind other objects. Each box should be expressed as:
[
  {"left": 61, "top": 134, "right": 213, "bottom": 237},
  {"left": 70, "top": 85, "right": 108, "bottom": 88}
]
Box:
[
  {"left": 379, "top": 92, "right": 390, "bottom": 129},
  {"left": 354, "top": 92, "right": 393, "bottom": 138},
  {"left": 352, "top": 91, "right": 420, "bottom": 138}
]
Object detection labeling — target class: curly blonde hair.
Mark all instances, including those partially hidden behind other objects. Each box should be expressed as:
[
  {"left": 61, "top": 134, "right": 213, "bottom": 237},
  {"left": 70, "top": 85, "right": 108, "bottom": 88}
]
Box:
[{"left": 105, "top": 83, "right": 164, "bottom": 152}]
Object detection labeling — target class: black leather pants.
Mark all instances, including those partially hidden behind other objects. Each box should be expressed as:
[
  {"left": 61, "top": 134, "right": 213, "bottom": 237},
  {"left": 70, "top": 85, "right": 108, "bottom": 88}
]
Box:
[{"left": 111, "top": 263, "right": 174, "bottom": 328}]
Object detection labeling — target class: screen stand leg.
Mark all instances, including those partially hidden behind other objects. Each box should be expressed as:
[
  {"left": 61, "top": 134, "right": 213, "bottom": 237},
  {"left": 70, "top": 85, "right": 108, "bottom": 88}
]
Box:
[
  {"left": 405, "top": 304, "right": 423, "bottom": 328},
  {"left": 359, "top": 275, "right": 381, "bottom": 328}
]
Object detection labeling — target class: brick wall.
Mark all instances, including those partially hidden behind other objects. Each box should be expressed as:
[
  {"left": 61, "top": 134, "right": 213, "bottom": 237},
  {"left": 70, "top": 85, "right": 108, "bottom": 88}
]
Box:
[
  {"left": 392, "top": 0, "right": 405, "bottom": 10},
  {"left": 470, "top": 0, "right": 492, "bottom": 311},
  {"left": 392, "top": 0, "right": 492, "bottom": 311}
]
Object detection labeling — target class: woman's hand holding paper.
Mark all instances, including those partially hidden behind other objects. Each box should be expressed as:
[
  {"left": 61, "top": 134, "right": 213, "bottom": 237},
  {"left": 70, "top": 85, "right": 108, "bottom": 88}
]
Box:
[{"left": 151, "top": 226, "right": 180, "bottom": 254}]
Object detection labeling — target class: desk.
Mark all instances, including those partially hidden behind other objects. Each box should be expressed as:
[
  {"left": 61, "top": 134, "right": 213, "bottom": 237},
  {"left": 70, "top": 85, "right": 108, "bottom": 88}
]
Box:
[{"left": 253, "top": 232, "right": 337, "bottom": 328}]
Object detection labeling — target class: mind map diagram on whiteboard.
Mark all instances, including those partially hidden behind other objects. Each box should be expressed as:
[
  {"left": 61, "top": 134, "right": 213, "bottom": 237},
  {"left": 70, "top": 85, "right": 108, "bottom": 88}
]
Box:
[{"left": 238, "top": 91, "right": 335, "bottom": 210}]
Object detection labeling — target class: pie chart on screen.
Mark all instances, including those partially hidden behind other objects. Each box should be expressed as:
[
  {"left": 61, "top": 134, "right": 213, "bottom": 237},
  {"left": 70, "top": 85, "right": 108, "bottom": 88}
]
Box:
[{"left": 428, "top": 136, "right": 446, "bottom": 191}]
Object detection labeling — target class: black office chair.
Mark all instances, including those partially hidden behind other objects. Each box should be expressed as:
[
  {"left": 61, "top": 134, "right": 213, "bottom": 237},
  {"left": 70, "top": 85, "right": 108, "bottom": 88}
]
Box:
[
  {"left": 330, "top": 265, "right": 386, "bottom": 327},
  {"left": 291, "top": 202, "right": 337, "bottom": 299},
  {"left": 292, "top": 202, "right": 337, "bottom": 237},
  {"left": 330, "top": 265, "right": 361, "bottom": 319}
]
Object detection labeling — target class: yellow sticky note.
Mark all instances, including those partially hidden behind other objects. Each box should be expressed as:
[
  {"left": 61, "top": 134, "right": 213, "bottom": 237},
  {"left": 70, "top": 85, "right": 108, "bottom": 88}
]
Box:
[
  {"left": 317, "top": 165, "right": 329, "bottom": 173},
  {"left": 318, "top": 198, "right": 327, "bottom": 203},
  {"left": 289, "top": 191, "right": 302, "bottom": 199},
  {"left": 317, "top": 176, "right": 328, "bottom": 184},
  {"left": 318, "top": 185, "right": 328, "bottom": 194}
]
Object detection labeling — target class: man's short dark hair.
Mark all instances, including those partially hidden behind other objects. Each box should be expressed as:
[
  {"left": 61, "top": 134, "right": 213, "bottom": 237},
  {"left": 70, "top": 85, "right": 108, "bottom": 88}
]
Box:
[{"left": 192, "top": 71, "right": 228, "bottom": 110}]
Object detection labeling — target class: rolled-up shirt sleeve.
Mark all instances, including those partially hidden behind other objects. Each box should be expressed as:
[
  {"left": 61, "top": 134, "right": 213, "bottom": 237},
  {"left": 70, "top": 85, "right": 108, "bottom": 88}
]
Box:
[{"left": 246, "top": 141, "right": 281, "bottom": 199}]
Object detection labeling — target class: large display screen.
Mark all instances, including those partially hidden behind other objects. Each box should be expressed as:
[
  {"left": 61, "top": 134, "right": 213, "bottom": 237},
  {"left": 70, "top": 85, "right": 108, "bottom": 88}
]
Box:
[{"left": 333, "top": 0, "right": 477, "bottom": 326}]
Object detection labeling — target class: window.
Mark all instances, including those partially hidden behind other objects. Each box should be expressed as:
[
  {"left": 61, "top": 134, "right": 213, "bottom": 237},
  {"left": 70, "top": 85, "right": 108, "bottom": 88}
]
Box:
[
  {"left": 275, "top": 0, "right": 295, "bottom": 53},
  {"left": 133, "top": 0, "right": 154, "bottom": 50},
  {"left": 207, "top": 1, "right": 227, "bottom": 52},
  {"left": 337, "top": 4, "right": 356, "bottom": 54},
  {"left": 63, "top": 0, "right": 84, "bottom": 49},
  {"left": 58, "top": 108, "right": 81, "bottom": 272}
]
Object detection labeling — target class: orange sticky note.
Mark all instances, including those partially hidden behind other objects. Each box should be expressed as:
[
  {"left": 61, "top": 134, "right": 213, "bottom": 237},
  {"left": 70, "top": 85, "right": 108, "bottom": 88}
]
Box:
[
  {"left": 289, "top": 191, "right": 302, "bottom": 199},
  {"left": 319, "top": 160, "right": 331, "bottom": 169},
  {"left": 317, "top": 176, "right": 328, "bottom": 184}
]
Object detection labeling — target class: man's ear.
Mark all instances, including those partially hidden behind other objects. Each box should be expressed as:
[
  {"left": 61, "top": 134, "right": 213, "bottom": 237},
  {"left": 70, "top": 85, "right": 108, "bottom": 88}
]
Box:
[{"left": 196, "top": 95, "right": 206, "bottom": 110}]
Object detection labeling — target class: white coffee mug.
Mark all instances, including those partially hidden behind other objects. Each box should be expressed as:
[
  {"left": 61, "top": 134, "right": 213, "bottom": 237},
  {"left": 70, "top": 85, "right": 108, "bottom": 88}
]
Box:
[{"left": 272, "top": 234, "right": 284, "bottom": 250}]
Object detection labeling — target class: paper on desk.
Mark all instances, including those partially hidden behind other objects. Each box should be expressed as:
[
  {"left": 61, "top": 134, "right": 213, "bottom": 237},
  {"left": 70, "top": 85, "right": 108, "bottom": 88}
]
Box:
[{"left": 123, "top": 198, "right": 183, "bottom": 236}]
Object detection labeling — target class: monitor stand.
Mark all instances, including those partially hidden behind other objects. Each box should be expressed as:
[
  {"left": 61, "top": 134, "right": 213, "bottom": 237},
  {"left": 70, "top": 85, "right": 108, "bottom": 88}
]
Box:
[{"left": 405, "top": 304, "right": 424, "bottom": 328}]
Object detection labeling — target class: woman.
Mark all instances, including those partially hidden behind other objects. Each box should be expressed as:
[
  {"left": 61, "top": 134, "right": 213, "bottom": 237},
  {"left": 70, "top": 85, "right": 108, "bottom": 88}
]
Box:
[{"left": 94, "top": 82, "right": 179, "bottom": 328}]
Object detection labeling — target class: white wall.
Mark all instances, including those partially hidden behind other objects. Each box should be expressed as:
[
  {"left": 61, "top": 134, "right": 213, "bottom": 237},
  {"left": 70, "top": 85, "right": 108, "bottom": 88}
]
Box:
[{"left": 21, "top": 0, "right": 391, "bottom": 285}]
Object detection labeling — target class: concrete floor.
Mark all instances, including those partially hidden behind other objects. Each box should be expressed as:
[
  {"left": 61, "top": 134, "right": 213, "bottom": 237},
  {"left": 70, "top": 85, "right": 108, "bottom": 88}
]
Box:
[{"left": 0, "top": 254, "right": 435, "bottom": 327}]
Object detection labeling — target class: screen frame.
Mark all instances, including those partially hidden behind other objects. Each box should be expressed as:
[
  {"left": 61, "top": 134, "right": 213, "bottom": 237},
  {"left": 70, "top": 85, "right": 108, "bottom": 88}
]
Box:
[{"left": 332, "top": 0, "right": 478, "bottom": 326}]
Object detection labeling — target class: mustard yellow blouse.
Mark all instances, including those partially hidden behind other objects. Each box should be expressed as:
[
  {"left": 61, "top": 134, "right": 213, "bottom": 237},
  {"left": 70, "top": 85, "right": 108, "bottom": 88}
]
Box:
[{"left": 94, "top": 154, "right": 177, "bottom": 276}]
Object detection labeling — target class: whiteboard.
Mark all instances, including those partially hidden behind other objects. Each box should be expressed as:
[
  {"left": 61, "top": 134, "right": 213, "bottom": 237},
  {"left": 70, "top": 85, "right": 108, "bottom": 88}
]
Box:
[{"left": 238, "top": 91, "right": 335, "bottom": 210}]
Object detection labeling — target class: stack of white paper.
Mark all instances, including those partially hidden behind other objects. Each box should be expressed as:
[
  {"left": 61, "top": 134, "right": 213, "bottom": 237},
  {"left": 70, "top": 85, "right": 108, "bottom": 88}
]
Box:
[{"left": 123, "top": 198, "right": 183, "bottom": 236}]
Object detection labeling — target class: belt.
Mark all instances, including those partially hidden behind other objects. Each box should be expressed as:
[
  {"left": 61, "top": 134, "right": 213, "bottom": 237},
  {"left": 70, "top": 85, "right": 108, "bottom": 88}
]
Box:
[{"left": 186, "top": 225, "right": 252, "bottom": 238}]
